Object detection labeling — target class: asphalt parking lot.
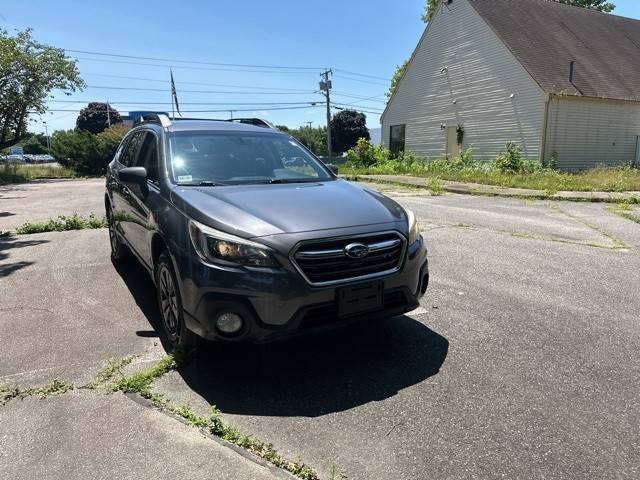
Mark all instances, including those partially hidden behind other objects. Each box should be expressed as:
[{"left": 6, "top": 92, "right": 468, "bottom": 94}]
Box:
[{"left": 1, "top": 179, "right": 639, "bottom": 479}]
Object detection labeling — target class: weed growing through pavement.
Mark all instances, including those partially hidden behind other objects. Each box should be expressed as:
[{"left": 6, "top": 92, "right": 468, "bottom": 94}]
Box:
[
  {"left": 109, "top": 353, "right": 182, "bottom": 397},
  {"left": 426, "top": 177, "right": 444, "bottom": 195},
  {"left": 148, "top": 396, "right": 320, "bottom": 480},
  {"left": 87, "top": 355, "right": 137, "bottom": 389},
  {"left": 0, "top": 379, "right": 74, "bottom": 405},
  {"left": 16, "top": 213, "right": 106, "bottom": 234},
  {"left": 105, "top": 352, "right": 320, "bottom": 480},
  {"left": 608, "top": 202, "right": 640, "bottom": 225}
]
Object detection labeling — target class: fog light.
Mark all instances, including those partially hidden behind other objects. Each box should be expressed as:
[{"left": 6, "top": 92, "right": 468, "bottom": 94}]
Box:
[{"left": 216, "top": 312, "right": 244, "bottom": 334}]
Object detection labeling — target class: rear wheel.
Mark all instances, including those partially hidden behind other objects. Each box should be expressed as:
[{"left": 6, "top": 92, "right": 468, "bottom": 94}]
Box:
[
  {"left": 106, "top": 204, "right": 130, "bottom": 262},
  {"left": 155, "top": 251, "right": 197, "bottom": 352}
]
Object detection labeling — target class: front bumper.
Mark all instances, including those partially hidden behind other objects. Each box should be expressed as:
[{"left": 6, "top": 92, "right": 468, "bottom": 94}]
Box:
[{"left": 176, "top": 234, "right": 429, "bottom": 343}]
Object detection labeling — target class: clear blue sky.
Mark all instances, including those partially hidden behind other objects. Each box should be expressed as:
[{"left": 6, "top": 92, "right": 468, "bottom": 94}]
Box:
[{"left": 2, "top": 0, "right": 639, "bottom": 134}]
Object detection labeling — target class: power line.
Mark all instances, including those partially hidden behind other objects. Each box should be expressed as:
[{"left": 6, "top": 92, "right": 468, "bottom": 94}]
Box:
[
  {"left": 72, "top": 56, "right": 320, "bottom": 75},
  {"left": 84, "top": 85, "right": 318, "bottom": 95},
  {"left": 65, "top": 49, "right": 324, "bottom": 70},
  {"left": 82, "top": 72, "right": 312, "bottom": 92},
  {"left": 66, "top": 47, "right": 389, "bottom": 80},
  {"left": 47, "top": 100, "right": 321, "bottom": 106},
  {"left": 331, "top": 91, "right": 388, "bottom": 103},
  {"left": 333, "top": 74, "right": 389, "bottom": 87},
  {"left": 38, "top": 105, "right": 323, "bottom": 114},
  {"left": 332, "top": 104, "right": 383, "bottom": 115},
  {"left": 333, "top": 68, "right": 391, "bottom": 81}
]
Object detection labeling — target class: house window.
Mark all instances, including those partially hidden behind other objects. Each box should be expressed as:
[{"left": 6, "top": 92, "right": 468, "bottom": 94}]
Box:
[{"left": 389, "top": 125, "right": 406, "bottom": 155}]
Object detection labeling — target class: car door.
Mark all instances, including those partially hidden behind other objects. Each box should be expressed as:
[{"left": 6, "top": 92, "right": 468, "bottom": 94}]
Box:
[
  {"left": 111, "top": 131, "right": 145, "bottom": 240},
  {"left": 121, "top": 130, "right": 161, "bottom": 267}
]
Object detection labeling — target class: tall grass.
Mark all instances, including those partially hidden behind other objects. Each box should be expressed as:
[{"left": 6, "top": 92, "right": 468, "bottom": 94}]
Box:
[
  {"left": 0, "top": 163, "right": 74, "bottom": 185},
  {"left": 342, "top": 140, "right": 640, "bottom": 192}
]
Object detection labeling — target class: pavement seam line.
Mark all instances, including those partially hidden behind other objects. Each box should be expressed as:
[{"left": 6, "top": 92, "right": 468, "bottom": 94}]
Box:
[
  {"left": 546, "top": 204, "right": 628, "bottom": 249},
  {"left": 447, "top": 222, "right": 622, "bottom": 251}
]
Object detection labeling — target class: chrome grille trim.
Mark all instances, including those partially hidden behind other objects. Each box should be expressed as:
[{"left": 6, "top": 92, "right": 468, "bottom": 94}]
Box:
[{"left": 290, "top": 231, "right": 407, "bottom": 287}]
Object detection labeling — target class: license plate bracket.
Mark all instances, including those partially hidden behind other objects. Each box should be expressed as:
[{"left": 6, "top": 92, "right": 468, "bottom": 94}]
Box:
[{"left": 337, "top": 281, "right": 383, "bottom": 318}]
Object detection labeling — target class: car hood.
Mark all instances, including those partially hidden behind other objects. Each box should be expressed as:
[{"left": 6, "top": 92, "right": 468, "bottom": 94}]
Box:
[{"left": 171, "top": 179, "right": 406, "bottom": 238}]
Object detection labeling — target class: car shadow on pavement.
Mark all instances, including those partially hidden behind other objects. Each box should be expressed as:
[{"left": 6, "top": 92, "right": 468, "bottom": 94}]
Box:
[
  {"left": 111, "top": 258, "right": 174, "bottom": 351},
  {"left": 180, "top": 317, "right": 449, "bottom": 417}
]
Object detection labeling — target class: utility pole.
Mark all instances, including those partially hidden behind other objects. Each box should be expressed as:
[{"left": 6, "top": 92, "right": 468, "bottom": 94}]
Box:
[
  {"left": 43, "top": 122, "right": 50, "bottom": 150},
  {"left": 319, "top": 69, "right": 333, "bottom": 159},
  {"left": 106, "top": 101, "right": 111, "bottom": 128},
  {"left": 305, "top": 121, "right": 313, "bottom": 129}
]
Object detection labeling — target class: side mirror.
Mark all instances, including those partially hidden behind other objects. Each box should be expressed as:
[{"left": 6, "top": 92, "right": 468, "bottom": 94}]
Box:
[
  {"left": 118, "top": 167, "right": 148, "bottom": 198},
  {"left": 327, "top": 164, "right": 339, "bottom": 175}
]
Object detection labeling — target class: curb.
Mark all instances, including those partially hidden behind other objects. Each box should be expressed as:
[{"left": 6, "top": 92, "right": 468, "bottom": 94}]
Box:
[{"left": 345, "top": 175, "right": 640, "bottom": 204}]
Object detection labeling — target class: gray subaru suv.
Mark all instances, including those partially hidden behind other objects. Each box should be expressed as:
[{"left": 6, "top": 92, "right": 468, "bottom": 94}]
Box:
[{"left": 105, "top": 114, "right": 428, "bottom": 349}]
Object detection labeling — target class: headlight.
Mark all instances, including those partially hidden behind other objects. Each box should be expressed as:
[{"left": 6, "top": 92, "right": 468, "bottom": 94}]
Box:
[
  {"left": 405, "top": 209, "right": 421, "bottom": 245},
  {"left": 188, "top": 220, "right": 278, "bottom": 268}
]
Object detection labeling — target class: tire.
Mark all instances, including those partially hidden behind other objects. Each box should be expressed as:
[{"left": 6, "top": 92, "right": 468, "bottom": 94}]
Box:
[
  {"left": 155, "top": 251, "right": 197, "bottom": 352},
  {"left": 106, "top": 206, "right": 131, "bottom": 263}
]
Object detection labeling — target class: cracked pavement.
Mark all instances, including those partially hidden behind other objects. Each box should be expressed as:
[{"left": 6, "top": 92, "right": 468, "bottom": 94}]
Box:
[{"left": 1, "top": 180, "right": 639, "bottom": 479}]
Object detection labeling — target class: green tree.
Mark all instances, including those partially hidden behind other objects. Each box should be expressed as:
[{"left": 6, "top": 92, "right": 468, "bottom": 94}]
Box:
[
  {"left": 0, "top": 29, "right": 84, "bottom": 149},
  {"left": 76, "top": 102, "right": 123, "bottom": 134},
  {"left": 556, "top": 0, "right": 615, "bottom": 12},
  {"left": 330, "top": 110, "right": 370, "bottom": 155},
  {"left": 422, "top": 0, "right": 440, "bottom": 23},
  {"left": 292, "top": 126, "right": 328, "bottom": 156},
  {"left": 386, "top": 60, "right": 409, "bottom": 98}
]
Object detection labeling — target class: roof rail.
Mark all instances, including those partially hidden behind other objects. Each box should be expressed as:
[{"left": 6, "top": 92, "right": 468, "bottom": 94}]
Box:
[
  {"left": 134, "top": 113, "right": 172, "bottom": 128},
  {"left": 147, "top": 116, "right": 275, "bottom": 129},
  {"left": 226, "top": 118, "right": 275, "bottom": 129}
]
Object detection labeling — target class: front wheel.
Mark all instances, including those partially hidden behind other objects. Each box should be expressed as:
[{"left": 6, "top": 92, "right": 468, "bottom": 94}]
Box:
[
  {"left": 106, "top": 206, "right": 130, "bottom": 263},
  {"left": 155, "top": 251, "right": 197, "bottom": 352}
]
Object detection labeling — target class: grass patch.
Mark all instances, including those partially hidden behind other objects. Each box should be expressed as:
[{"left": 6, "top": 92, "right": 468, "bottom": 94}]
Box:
[
  {"left": 16, "top": 213, "right": 106, "bottom": 234},
  {"left": 110, "top": 354, "right": 182, "bottom": 397},
  {"left": 0, "top": 379, "right": 74, "bottom": 405},
  {"left": 107, "top": 353, "right": 320, "bottom": 479},
  {"left": 344, "top": 163, "right": 640, "bottom": 193},
  {"left": 426, "top": 176, "right": 444, "bottom": 195},
  {"left": 0, "top": 163, "right": 74, "bottom": 185},
  {"left": 87, "top": 355, "right": 137, "bottom": 389},
  {"left": 342, "top": 139, "right": 640, "bottom": 193},
  {"left": 608, "top": 202, "right": 640, "bottom": 224},
  {"left": 151, "top": 396, "right": 319, "bottom": 480}
]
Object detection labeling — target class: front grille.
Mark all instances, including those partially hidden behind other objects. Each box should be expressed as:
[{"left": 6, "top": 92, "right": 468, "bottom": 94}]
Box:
[{"left": 291, "top": 232, "right": 405, "bottom": 285}]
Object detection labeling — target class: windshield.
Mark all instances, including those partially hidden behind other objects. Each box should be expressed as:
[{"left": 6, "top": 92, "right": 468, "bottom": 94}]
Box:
[{"left": 168, "top": 131, "right": 333, "bottom": 185}]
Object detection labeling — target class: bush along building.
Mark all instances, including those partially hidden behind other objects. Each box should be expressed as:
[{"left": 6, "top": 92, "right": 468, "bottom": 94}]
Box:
[{"left": 382, "top": 0, "right": 640, "bottom": 170}]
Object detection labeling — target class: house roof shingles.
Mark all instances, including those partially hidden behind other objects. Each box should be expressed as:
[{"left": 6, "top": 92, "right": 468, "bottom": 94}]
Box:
[{"left": 467, "top": 0, "right": 640, "bottom": 101}]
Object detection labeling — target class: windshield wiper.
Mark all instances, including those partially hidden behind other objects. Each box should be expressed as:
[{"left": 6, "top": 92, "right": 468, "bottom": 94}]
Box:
[
  {"left": 268, "top": 178, "right": 323, "bottom": 184},
  {"left": 177, "top": 180, "right": 226, "bottom": 186}
]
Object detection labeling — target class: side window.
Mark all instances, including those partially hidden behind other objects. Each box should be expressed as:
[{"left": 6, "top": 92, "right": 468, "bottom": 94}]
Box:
[
  {"left": 389, "top": 125, "right": 406, "bottom": 155},
  {"left": 135, "top": 132, "right": 160, "bottom": 183},
  {"left": 119, "top": 132, "right": 145, "bottom": 167}
]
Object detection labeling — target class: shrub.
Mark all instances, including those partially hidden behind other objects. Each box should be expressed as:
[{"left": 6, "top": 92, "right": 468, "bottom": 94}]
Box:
[
  {"left": 51, "top": 124, "right": 128, "bottom": 176},
  {"left": 346, "top": 138, "right": 391, "bottom": 168}
]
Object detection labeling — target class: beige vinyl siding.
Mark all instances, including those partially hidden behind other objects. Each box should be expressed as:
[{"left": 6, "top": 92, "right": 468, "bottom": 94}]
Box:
[
  {"left": 382, "top": 0, "right": 546, "bottom": 160},
  {"left": 544, "top": 97, "right": 640, "bottom": 170}
]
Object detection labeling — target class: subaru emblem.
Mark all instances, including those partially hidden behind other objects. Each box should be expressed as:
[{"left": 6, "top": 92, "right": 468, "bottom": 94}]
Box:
[{"left": 344, "top": 243, "right": 369, "bottom": 259}]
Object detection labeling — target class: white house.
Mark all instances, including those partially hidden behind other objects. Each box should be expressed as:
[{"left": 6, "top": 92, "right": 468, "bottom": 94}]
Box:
[{"left": 381, "top": 0, "right": 640, "bottom": 170}]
